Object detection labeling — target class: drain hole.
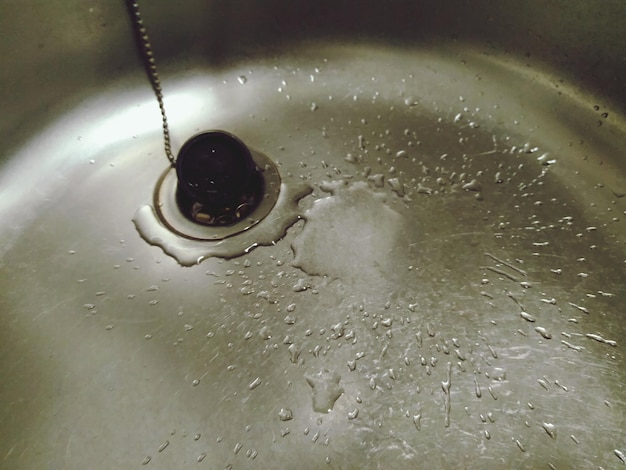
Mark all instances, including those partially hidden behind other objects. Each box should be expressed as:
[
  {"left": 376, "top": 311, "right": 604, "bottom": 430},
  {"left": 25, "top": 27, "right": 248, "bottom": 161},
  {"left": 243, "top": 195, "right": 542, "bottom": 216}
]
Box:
[{"left": 153, "top": 131, "right": 281, "bottom": 241}]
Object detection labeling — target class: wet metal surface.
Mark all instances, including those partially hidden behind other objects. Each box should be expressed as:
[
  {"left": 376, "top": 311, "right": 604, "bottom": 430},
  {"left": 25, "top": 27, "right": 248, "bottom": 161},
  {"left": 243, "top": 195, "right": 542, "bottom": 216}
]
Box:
[{"left": 1, "top": 2, "right": 625, "bottom": 469}]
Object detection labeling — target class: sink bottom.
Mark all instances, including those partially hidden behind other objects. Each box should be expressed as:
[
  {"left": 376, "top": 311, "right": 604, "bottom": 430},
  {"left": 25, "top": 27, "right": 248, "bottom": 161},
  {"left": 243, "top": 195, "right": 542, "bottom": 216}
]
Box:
[{"left": 1, "top": 42, "right": 625, "bottom": 469}]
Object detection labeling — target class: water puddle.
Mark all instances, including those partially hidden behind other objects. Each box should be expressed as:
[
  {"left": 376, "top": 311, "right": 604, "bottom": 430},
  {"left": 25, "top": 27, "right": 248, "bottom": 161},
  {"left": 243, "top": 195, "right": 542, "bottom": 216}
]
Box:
[
  {"left": 292, "top": 180, "right": 404, "bottom": 284},
  {"left": 133, "top": 182, "right": 312, "bottom": 266}
]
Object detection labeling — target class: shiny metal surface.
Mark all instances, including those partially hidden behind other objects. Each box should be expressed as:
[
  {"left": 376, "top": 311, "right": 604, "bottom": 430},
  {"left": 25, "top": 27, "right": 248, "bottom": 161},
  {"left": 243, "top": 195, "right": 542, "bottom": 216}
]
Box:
[{"left": 1, "top": 1, "right": 625, "bottom": 469}]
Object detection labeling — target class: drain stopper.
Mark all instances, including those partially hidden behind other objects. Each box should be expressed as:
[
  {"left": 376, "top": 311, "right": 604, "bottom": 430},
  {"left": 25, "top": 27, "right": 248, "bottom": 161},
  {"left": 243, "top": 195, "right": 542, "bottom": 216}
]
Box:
[{"left": 175, "top": 131, "right": 263, "bottom": 226}]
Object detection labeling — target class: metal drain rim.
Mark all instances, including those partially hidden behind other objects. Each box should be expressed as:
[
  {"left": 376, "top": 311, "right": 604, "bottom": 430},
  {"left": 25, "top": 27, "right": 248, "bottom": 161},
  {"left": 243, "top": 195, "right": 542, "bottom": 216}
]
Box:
[{"left": 153, "top": 148, "right": 281, "bottom": 241}]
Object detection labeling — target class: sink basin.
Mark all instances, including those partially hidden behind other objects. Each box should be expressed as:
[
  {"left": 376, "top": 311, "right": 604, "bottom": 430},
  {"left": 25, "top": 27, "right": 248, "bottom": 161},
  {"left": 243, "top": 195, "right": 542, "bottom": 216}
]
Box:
[{"left": 1, "top": 1, "right": 625, "bottom": 468}]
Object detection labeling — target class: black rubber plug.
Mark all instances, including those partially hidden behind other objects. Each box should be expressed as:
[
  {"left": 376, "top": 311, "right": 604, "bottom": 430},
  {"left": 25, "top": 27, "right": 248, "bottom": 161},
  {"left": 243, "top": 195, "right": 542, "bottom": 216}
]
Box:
[{"left": 175, "top": 131, "right": 257, "bottom": 210}]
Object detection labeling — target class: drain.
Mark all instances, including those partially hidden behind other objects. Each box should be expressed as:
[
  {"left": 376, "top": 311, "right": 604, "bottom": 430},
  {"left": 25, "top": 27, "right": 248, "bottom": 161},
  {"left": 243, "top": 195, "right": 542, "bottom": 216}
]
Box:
[
  {"left": 126, "top": 2, "right": 282, "bottom": 241},
  {"left": 154, "top": 132, "right": 281, "bottom": 241},
  {"left": 176, "top": 131, "right": 261, "bottom": 224}
]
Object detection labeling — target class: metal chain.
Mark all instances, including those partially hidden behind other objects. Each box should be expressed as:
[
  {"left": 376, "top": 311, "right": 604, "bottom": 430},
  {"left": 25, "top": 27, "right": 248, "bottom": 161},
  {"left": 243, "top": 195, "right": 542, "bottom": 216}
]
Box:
[{"left": 126, "top": 0, "right": 175, "bottom": 165}]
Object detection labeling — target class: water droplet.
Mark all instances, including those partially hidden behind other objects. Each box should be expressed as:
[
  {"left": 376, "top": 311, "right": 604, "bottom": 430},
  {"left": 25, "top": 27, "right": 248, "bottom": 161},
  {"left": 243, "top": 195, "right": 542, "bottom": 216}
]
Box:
[
  {"left": 305, "top": 369, "right": 344, "bottom": 413},
  {"left": 538, "top": 378, "right": 550, "bottom": 390},
  {"left": 387, "top": 177, "right": 405, "bottom": 197},
  {"left": 585, "top": 333, "right": 617, "bottom": 347},
  {"left": 489, "top": 367, "right": 507, "bottom": 381},
  {"left": 474, "top": 377, "right": 482, "bottom": 398},
  {"left": 413, "top": 413, "right": 422, "bottom": 431},
  {"left": 568, "top": 302, "right": 590, "bottom": 314},
  {"left": 368, "top": 173, "right": 385, "bottom": 188},
  {"left": 561, "top": 340, "right": 584, "bottom": 352},
  {"left": 237, "top": 75, "right": 247, "bottom": 84},
  {"left": 441, "top": 362, "right": 452, "bottom": 427},
  {"left": 534, "top": 326, "right": 552, "bottom": 339},
  {"left": 462, "top": 179, "right": 481, "bottom": 191},
  {"left": 367, "top": 377, "right": 376, "bottom": 390},
  {"left": 158, "top": 440, "right": 169, "bottom": 452},
  {"left": 292, "top": 278, "right": 309, "bottom": 292},
  {"left": 259, "top": 326, "right": 272, "bottom": 340},
  {"left": 288, "top": 344, "right": 301, "bottom": 363},
  {"left": 248, "top": 377, "right": 262, "bottom": 390},
  {"left": 542, "top": 422, "right": 557, "bottom": 439},
  {"left": 278, "top": 408, "right": 293, "bottom": 421}
]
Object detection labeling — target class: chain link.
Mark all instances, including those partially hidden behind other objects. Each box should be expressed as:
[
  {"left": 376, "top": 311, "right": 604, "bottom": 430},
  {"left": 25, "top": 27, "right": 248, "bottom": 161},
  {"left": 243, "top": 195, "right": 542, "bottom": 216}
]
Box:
[{"left": 126, "top": 0, "right": 175, "bottom": 165}]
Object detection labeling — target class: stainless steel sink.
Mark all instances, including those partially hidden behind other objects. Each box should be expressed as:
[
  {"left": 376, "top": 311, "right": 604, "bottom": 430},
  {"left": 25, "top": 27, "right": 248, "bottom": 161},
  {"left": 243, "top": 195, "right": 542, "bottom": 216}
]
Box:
[{"left": 1, "top": 1, "right": 625, "bottom": 469}]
